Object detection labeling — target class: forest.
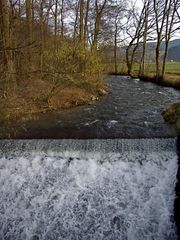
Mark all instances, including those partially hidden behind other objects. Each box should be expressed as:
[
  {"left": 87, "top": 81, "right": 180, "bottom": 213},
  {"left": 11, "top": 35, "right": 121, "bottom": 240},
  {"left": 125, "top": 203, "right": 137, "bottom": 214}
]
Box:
[{"left": 0, "top": 0, "right": 179, "bottom": 122}]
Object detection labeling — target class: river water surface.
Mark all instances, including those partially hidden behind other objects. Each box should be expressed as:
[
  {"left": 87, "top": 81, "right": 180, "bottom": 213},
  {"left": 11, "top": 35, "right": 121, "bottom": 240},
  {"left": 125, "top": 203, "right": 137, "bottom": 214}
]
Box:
[
  {"left": 0, "top": 77, "right": 180, "bottom": 239},
  {"left": 2, "top": 75, "right": 179, "bottom": 139}
]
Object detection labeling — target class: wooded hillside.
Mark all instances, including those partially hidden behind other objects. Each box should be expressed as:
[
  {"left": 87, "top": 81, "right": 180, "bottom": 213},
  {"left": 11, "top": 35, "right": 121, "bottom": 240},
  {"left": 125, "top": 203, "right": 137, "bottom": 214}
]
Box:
[{"left": 0, "top": 0, "right": 179, "bottom": 123}]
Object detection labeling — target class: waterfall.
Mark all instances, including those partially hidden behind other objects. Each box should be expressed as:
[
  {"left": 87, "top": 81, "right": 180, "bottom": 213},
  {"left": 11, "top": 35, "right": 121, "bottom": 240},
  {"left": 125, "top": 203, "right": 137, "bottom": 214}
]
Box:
[{"left": 0, "top": 138, "right": 178, "bottom": 240}]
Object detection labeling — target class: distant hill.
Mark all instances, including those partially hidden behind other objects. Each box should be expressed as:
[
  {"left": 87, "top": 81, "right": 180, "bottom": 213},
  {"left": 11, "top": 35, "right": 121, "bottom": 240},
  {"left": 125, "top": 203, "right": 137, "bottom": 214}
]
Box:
[
  {"left": 166, "top": 39, "right": 180, "bottom": 49},
  {"left": 168, "top": 44, "right": 180, "bottom": 61},
  {"left": 103, "top": 39, "right": 180, "bottom": 62},
  {"left": 160, "top": 39, "right": 180, "bottom": 61},
  {"left": 146, "top": 39, "right": 180, "bottom": 62}
]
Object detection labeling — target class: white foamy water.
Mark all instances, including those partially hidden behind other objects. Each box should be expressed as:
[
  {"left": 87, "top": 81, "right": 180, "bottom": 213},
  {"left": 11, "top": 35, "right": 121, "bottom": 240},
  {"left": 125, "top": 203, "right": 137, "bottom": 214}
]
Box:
[{"left": 0, "top": 139, "right": 178, "bottom": 240}]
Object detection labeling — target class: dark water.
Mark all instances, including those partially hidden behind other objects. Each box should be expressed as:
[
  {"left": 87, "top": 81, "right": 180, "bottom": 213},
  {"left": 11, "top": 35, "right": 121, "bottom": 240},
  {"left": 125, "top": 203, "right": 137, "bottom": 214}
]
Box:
[{"left": 2, "top": 76, "right": 180, "bottom": 138}]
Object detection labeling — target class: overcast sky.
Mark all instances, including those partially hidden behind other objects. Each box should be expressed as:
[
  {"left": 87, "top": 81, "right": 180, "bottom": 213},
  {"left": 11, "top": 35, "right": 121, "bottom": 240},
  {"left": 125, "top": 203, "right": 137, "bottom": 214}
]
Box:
[{"left": 132, "top": 0, "right": 180, "bottom": 39}]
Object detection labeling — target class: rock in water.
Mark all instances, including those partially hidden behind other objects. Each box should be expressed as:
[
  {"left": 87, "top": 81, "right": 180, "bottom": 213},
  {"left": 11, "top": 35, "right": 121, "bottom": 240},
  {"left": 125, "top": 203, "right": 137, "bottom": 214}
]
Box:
[{"left": 162, "top": 102, "right": 180, "bottom": 133}]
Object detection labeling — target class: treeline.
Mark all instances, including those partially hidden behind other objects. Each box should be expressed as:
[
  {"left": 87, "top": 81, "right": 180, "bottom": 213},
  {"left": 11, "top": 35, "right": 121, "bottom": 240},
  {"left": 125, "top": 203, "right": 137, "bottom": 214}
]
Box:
[
  {"left": 0, "top": 0, "right": 114, "bottom": 99},
  {"left": 125, "top": 0, "right": 180, "bottom": 80},
  {"left": 0, "top": 0, "right": 180, "bottom": 100}
]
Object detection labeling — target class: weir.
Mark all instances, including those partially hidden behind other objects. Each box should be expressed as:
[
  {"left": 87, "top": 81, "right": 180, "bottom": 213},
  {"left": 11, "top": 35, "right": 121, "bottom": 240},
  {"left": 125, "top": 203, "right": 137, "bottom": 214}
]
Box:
[
  {"left": 0, "top": 138, "right": 178, "bottom": 240},
  {"left": 175, "top": 136, "right": 180, "bottom": 239}
]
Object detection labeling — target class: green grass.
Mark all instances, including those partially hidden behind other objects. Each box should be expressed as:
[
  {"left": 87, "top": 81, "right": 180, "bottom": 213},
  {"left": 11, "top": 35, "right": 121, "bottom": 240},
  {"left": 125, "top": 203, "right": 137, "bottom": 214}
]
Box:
[
  {"left": 164, "top": 62, "right": 180, "bottom": 72},
  {"left": 105, "top": 61, "right": 180, "bottom": 88},
  {"left": 106, "top": 61, "right": 180, "bottom": 73},
  {"left": 119, "top": 62, "right": 180, "bottom": 73}
]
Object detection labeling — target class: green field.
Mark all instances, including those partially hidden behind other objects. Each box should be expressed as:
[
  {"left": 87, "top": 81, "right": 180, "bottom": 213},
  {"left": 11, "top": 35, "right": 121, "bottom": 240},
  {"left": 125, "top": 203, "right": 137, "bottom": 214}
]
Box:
[
  {"left": 131, "top": 62, "right": 180, "bottom": 73},
  {"left": 105, "top": 61, "right": 180, "bottom": 88},
  {"left": 115, "top": 62, "right": 180, "bottom": 73}
]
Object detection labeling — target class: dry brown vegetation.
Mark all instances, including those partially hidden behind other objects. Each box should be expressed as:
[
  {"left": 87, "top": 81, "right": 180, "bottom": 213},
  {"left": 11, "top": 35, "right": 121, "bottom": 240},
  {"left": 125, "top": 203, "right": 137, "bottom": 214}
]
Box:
[
  {"left": 0, "top": 0, "right": 179, "bottom": 127},
  {"left": 0, "top": 76, "right": 108, "bottom": 125},
  {"left": 0, "top": 0, "right": 110, "bottom": 125},
  {"left": 162, "top": 102, "right": 180, "bottom": 133}
]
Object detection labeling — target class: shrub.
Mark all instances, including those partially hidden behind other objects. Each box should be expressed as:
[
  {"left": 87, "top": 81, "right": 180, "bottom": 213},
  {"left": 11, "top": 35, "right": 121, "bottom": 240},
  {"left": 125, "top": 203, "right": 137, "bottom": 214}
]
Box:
[{"left": 43, "top": 41, "right": 105, "bottom": 91}]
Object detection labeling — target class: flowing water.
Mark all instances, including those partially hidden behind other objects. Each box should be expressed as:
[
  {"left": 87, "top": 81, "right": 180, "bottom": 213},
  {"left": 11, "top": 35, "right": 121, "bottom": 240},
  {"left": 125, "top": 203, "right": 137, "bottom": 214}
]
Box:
[
  {"left": 0, "top": 139, "right": 178, "bottom": 240},
  {"left": 1, "top": 77, "right": 180, "bottom": 239},
  {"left": 2, "top": 76, "right": 179, "bottom": 139}
]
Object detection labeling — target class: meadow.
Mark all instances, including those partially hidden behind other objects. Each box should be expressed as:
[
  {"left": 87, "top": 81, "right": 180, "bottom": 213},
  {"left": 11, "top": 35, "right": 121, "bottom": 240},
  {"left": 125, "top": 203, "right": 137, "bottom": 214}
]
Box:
[{"left": 107, "top": 61, "right": 180, "bottom": 84}]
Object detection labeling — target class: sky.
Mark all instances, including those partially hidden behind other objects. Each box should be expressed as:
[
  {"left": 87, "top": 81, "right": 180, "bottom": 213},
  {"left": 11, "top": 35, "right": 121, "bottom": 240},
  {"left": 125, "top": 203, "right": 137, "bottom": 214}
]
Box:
[{"left": 132, "top": 0, "right": 180, "bottom": 39}]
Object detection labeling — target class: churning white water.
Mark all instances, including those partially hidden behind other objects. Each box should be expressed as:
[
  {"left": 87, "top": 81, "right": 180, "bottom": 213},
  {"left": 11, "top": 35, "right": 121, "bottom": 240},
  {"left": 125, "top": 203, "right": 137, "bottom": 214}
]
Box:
[{"left": 0, "top": 139, "right": 178, "bottom": 240}]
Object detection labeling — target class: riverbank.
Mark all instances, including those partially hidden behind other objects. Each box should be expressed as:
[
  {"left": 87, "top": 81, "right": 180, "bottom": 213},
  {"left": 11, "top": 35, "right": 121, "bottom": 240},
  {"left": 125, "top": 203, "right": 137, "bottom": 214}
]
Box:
[
  {"left": 109, "top": 71, "right": 180, "bottom": 90},
  {"left": 0, "top": 76, "right": 179, "bottom": 139},
  {"left": 139, "top": 75, "right": 180, "bottom": 91},
  {"left": 0, "top": 78, "right": 109, "bottom": 128}
]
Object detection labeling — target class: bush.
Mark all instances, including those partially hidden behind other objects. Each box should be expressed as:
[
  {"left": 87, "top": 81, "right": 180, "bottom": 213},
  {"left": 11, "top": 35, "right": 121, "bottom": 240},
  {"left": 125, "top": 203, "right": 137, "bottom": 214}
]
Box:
[{"left": 43, "top": 41, "right": 105, "bottom": 91}]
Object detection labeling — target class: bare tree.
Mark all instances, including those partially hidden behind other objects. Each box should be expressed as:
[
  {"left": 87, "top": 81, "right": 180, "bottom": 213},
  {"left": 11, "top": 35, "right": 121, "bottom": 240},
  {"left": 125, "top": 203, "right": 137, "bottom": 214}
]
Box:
[
  {"left": 162, "top": 0, "right": 180, "bottom": 77},
  {"left": 153, "top": 0, "right": 169, "bottom": 80},
  {"left": 0, "top": 0, "right": 16, "bottom": 97},
  {"left": 92, "top": 0, "right": 107, "bottom": 50},
  {"left": 54, "top": 0, "right": 58, "bottom": 36},
  {"left": 79, "top": 0, "right": 84, "bottom": 43},
  {"left": 26, "top": 0, "right": 33, "bottom": 63},
  {"left": 139, "top": 0, "right": 152, "bottom": 76},
  {"left": 84, "top": 0, "right": 90, "bottom": 47},
  {"left": 73, "top": 0, "right": 80, "bottom": 42},
  {"left": 60, "top": 0, "right": 64, "bottom": 38},
  {"left": 40, "top": 0, "right": 45, "bottom": 75},
  {"left": 112, "top": 4, "right": 126, "bottom": 74},
  {"left": 125, "top": 3, "right": 146, "bottom": 75}
]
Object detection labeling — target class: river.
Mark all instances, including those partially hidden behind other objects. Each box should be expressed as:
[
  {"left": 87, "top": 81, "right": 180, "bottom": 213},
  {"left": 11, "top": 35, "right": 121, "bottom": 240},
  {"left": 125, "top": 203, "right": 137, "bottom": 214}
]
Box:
[
  {"left": 2, "top": 75, "right": 179, "bottom": 139},
  {"left": 0, "top": 76, "right": 180, "bottom": 240}
]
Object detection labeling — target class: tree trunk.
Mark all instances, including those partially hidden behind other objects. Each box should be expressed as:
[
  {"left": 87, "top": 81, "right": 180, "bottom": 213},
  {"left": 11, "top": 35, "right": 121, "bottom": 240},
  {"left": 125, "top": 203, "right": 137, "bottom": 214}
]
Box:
[
  {"left": 61, "top": 0, "right": 64, "bottom": 38},
  {"left": 141, "top": 37, "right": 147, "bottom": 76},
  {"left": 32, "top": 0, "right": 34, "bottom": 22},
  {"left": 40, "top": 0, "right": 44, "bottom": 76},
  {"left": 26, "top": 0, "right": 33, "bottom": 53},
  {"left": 140, "top": 1, "right": 149, "bottom": 76},
  {"left": 84, "top": 0, "right": 90, "bottom": 48},
  {"left": 79, "top": 0, "right": 84, "bottom": 44},
  {"left": 162, "top": 40, "right": 169, "bottom": 78},
  {"left": 18, "top": 0, "right": 21, "bottom": 17},
  {"left": 114, "top": 20, "right": 118, "bottom": 74},
  {"left": 92, "top": 0, "right": 107, "bottom": 51},
  {"left": 126, "top": 47, "right": 132, "bottom": 75},
  {"left": 153, "top": 0, "right": 169, "bottom": 81},
  {"left": 0, "top": 0, "right": 16, "bottom": 97},
  {"left": 92, "top": 15, "right": 100, "bottom": 50},
  {"left": 73, "top": 0, "right": 79, "bottom": 42},
  {"left": 54, "top": 0, "right": 58, "bottom": 37},
  {"left": 162, "top": 0, "right": 178, "bottom": 78},
  {"left": 155, "top": 35, "right": 161, "bottom": 80}
]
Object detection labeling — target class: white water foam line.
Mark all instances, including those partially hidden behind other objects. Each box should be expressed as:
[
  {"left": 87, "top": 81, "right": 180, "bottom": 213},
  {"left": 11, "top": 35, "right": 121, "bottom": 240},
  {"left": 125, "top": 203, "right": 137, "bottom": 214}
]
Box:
[{"left": 0, "top": 139, "right": 178, "bottom": 240}]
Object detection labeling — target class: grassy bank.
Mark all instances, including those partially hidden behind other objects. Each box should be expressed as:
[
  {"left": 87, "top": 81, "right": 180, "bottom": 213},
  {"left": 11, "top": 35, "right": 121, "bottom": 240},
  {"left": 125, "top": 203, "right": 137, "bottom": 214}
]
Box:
[
  {"left": 107, "top": 62, "right": 180, "bottom": 90},
  {"left": 139, "top": 74, "right": 180, "bottom": 90}
]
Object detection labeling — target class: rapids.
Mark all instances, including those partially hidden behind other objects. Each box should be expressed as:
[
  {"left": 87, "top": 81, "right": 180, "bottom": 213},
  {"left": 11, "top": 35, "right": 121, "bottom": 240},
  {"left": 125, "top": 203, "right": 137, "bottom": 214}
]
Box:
[{"left": 0, "top": 139, "right": 178, "bottom": 239}]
